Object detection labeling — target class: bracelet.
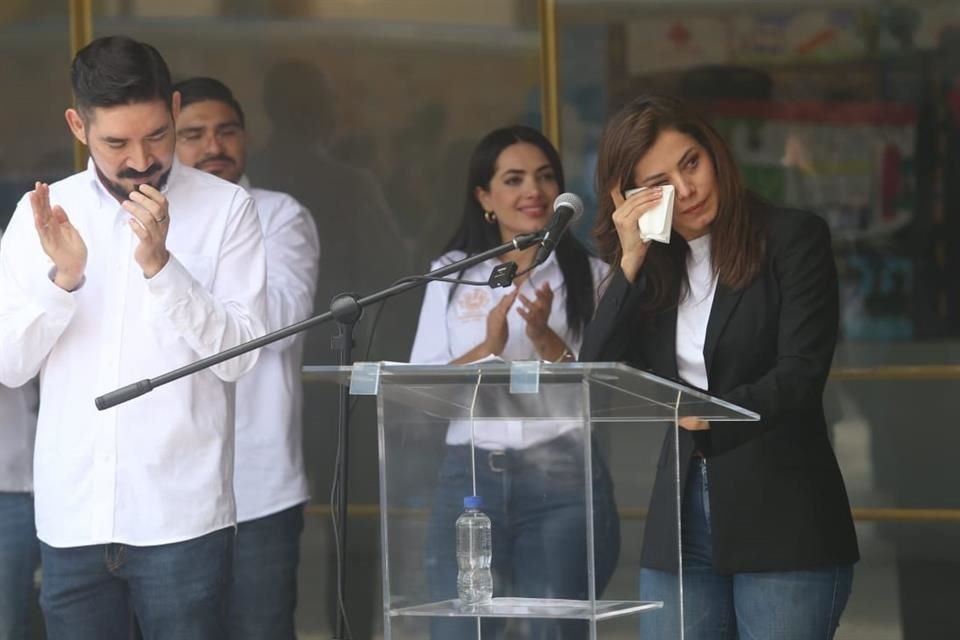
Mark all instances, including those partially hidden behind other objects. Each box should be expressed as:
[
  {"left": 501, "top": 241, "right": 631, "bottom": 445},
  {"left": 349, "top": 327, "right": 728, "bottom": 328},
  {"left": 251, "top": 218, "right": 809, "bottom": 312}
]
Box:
[{"left": 553, "top": 346, "right": 572, "bottom": 363}]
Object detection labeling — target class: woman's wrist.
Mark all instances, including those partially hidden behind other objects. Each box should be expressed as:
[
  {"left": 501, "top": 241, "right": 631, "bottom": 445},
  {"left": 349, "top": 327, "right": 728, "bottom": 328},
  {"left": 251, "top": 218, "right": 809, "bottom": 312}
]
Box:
[
  {"left": 476, "top": 341, "right": 495, "bottom": 359},
  {"left": 532, "top": 330, "right": 568, "bottom": 362},
  {"left": 620, "top": 253, "right": 645, "bottom": 283}
]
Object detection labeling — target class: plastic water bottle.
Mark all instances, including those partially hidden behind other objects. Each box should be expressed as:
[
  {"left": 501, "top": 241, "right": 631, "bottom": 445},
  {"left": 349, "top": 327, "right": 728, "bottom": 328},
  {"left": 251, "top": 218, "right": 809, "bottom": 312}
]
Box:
[{"left": 456, "top": 495, "right": 493, "bottom": 605}]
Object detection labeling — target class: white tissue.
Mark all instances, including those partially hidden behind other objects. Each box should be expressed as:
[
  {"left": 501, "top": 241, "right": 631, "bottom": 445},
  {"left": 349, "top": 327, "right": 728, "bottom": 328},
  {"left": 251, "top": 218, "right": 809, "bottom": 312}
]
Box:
[{"left": 625, "top": 185, "right": 674, "bottom": 243}]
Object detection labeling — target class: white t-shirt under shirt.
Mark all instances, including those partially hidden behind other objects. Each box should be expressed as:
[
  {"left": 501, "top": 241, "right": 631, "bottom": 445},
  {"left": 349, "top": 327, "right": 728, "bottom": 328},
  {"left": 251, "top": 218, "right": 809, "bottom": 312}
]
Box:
[
  {"left": 676, "top": 234, "right": 718, "bottom": 391},
  {"left": 409, "top": 250, "right": 609, "bottom": 450}
]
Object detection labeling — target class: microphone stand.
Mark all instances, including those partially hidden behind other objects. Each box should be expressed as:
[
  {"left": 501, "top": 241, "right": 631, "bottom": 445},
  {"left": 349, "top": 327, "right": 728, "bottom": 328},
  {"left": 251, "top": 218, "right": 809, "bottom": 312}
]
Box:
[{"left": 95, "top": 230, "right": 544, "bottom": 640}]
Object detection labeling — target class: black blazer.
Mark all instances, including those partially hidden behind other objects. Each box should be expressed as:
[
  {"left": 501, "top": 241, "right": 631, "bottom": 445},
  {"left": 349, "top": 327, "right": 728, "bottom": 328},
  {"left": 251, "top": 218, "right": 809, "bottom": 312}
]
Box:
[{"left": 580, "top": 204, "right": 859, "bottom": 573}]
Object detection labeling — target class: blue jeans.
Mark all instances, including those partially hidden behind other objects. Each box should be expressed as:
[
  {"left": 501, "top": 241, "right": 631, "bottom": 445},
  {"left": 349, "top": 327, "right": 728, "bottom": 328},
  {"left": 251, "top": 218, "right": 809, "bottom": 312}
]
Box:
[
  {"left": 40, "top": 527, "right": 233, "bottom": 640},
  {"left": 0, "top": 493, "right": 41, "bottom": 640},
  {"left": 426, "top": 434, "right": 620, "bottom": 640},
  {"left": 639, "top": 458, "right": 854, "bottom": 639},
  {"left": 228, "top": 504, "right": 304, "bottom": 640}
]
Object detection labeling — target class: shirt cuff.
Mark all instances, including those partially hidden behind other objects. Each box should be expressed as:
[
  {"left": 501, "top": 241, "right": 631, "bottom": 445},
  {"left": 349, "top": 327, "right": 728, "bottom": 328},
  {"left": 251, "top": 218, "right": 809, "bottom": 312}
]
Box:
[
  {"left": 144, "top": 254, "right": 196, "bottom": 311},
  {"left": 35, "top": 267, "right": 79, "bottom": 315}
]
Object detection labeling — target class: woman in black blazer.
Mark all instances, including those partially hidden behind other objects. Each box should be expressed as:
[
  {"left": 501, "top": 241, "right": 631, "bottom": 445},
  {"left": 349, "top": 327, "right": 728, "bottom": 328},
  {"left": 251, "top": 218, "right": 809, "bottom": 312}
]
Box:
[{"left": 580, "top": 95, "right": 859, "bottom": 639}]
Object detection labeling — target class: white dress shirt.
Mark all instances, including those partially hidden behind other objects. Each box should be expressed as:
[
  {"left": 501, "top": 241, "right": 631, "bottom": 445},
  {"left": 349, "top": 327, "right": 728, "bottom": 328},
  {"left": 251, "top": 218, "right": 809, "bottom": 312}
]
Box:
[
  {"left": 234, "top": 177, "right": 318, "bottom": 523},
  {"left": 0, "top": 230, "right": 40, "bottom": 494},
  {"left": 0, "top": 159, "right": 266, "bottom": 548},
  {"left": 409, "top": 250, "right": 609, "bottom": 449},
  {"left": 676, "top": 234, "right": 717, "bottom": 390}
]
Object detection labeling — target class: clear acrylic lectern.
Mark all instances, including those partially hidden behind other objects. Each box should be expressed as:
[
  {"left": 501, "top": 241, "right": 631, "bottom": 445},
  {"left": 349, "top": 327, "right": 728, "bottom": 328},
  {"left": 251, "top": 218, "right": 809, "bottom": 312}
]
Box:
[{"left": 305, "top": 361, "right": 759, "bottom": 639}]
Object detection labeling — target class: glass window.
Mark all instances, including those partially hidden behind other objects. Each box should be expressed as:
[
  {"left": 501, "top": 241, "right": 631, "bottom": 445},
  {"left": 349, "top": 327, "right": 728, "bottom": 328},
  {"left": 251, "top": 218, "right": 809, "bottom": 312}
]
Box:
[
  {"left": 0, "top": 1, "right": 72, "bottom": 228},
  {"left": 92, "top": 3, "right": 541, "bottom": 636},
  {"left": 556, "top": 2, "right": 960, "bottom": 637}
]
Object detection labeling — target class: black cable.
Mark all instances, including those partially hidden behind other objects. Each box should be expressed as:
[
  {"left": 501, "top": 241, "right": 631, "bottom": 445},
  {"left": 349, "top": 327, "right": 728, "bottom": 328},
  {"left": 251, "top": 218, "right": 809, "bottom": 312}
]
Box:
[
  {"left": 354, "top": 272, "right": 494, "bottom": 388},
  {"left": 393, "top": 274, "right": 489, "bottom": 287},
  {"left": 329, "top": 442, "right": 354, "bottom": 639},
  {"left": 513, "top": 263, "right": 538, "bottom": 279},
  {"left": 335, "top": 268, "right": 492, "bottom": 635}
]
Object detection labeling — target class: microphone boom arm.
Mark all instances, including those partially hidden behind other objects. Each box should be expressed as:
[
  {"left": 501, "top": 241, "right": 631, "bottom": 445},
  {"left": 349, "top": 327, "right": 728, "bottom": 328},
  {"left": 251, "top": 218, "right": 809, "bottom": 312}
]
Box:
[{"left": 94, "top": 230, "right": 545, "bottom": 410}]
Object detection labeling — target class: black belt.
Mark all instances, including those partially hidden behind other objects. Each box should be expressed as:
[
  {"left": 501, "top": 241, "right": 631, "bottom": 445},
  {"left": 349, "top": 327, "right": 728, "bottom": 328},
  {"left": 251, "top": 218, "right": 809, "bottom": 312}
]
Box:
[{"left": 487, "top": 450, "right": 508, "bottom": 472}]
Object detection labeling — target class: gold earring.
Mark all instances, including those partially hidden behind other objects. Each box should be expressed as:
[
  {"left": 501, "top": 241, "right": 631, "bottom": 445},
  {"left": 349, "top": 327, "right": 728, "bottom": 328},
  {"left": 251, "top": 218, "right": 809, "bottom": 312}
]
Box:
[{"left": 484, "top": 210, "right": 497, "bottom": 224}]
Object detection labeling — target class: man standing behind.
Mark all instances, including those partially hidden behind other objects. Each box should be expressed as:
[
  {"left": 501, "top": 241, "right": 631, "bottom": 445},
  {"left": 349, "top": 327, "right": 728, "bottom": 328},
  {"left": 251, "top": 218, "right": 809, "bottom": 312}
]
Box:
[
  {"left": 0, "top": 37, "right": 266, "bottom": 640},
  {"left": 174, "top": 76, "right": 320, "bottom": 639}
]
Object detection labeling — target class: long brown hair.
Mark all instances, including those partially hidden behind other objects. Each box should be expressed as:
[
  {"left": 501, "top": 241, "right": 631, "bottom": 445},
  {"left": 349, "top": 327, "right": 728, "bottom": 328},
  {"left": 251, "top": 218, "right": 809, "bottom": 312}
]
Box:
[{"left": 593, "top": 95, "right": 765, "bottom": 310}]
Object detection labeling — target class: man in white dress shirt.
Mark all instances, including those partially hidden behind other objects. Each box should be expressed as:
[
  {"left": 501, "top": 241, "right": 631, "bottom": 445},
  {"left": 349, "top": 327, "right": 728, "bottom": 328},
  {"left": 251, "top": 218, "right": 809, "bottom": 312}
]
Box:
[
  {"left": 173, "top": 76, "right": 319, "bottom": 640},
  {"left": 0, "top": 37, "right": 267, "bottom": 640}
]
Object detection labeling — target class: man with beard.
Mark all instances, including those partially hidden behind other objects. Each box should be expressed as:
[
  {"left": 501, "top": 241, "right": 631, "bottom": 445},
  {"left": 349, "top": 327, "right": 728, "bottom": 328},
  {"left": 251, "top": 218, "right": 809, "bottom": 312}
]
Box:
[
  {"left": 173, "top": 76, "right": 319, "bottom": 640},
  {"left": 0, "top": 36, "right": 266, "bottom": 639}
]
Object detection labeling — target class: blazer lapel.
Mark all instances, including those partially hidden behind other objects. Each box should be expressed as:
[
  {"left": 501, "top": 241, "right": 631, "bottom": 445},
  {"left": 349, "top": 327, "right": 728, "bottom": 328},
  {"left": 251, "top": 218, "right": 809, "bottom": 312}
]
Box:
[
  {"left": 703, "top": 283, "right": 745, "bottom": 379},
  {"left": 653, "top": 306, "right": 679, "bottom": 379}
]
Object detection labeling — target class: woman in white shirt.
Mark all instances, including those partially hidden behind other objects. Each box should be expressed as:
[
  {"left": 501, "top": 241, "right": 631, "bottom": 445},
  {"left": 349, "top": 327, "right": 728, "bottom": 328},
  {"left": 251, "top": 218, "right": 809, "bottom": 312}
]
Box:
[{"left": 409, "top": 126, "right": 619, "bottom": 639}]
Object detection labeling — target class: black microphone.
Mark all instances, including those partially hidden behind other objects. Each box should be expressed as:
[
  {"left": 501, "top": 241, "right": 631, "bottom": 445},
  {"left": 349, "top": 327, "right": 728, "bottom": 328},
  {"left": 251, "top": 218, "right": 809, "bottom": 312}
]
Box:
[{"left": 534, "top": 193, "right": 584, "bottom": 266}]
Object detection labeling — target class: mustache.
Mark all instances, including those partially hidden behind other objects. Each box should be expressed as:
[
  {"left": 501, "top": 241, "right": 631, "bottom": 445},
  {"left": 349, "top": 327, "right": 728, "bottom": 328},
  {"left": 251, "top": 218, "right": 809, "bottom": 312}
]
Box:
[
  {"left": 117, "top": 163, "right": 162, "bottom": 179},
  {"left": 198, "top": 154, "right": 235, "bottom": 166}
]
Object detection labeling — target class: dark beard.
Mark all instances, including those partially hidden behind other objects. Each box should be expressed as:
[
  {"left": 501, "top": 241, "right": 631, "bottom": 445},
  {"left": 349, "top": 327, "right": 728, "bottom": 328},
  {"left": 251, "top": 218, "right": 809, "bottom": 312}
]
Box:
[{"left": 95, "top": 164, "right": 171, "bottom": 203}]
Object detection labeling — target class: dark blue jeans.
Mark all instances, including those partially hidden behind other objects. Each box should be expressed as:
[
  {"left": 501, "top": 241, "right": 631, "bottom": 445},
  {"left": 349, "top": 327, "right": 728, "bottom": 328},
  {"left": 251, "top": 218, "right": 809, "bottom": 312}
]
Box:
[
  {"left": 39, "top": 527, "right": 233, "bottom": 640},
  {"left": 639, "top": 458, "right": 854, "bottom": 639},
  {"left": 227, "top": 504, "right": 304, "bottom": 640},
  {"left": 426, "top": 434, "right": 620, "bottom": 640},
  {"left": 0, "top": 493, "right": 41, "bottom": 640}
]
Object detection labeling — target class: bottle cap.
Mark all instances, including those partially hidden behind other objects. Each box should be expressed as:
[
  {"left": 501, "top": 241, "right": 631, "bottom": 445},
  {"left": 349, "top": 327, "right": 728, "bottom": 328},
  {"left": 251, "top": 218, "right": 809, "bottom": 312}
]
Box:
[{"left": 463, "top": 495, "right": 483, "bottom": 509}]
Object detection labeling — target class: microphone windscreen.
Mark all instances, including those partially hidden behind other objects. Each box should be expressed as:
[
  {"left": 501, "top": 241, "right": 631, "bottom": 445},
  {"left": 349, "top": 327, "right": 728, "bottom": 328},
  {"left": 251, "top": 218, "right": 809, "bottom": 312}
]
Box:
[{"left": 553, "top": 192, "right": 584, "bottom": 221}]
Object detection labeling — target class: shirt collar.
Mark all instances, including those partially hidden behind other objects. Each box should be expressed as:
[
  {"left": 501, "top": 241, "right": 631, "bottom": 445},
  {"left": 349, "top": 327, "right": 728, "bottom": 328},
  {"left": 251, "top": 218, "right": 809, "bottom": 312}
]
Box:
[
  {"left": 532, "top": 246, "right": 561, "bottom": 274},
  {"left": 687, "top": 233, "right": 712, "bottom": 266},
  {"left": 238, "top": 175, "right": 252, "bottom": 191},
  {"left": 542, "top": 247, "right": 561, "bottom": 270},
  {"left": 85, "top": 158, "right": 112, "bottom": 208}
]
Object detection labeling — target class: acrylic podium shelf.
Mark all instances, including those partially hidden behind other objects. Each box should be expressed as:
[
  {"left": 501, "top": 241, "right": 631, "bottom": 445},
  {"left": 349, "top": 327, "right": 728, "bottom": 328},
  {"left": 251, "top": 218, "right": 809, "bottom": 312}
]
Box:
[{"left": 305, "top": 362, "right": 759, "bottom": 639}]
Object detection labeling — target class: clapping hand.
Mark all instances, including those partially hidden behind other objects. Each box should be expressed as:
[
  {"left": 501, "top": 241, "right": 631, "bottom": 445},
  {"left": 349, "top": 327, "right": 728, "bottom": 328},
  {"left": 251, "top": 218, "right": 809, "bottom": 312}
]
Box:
[
  {"left": 517, "top": 282, "right": 553, "bottom": 341},
  {"left": 482, "top": 289, "right": 520, "bottom": 357},
  {"left": 30, "top": 182, "right": 87, "bottom": 291}
]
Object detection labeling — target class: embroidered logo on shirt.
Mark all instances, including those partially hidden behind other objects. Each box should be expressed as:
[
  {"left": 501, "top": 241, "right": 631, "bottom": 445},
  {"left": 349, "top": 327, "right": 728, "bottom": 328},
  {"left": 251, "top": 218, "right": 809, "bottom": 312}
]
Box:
[{"left": 456, "top": 288, "right": 492, "bottom": 320}]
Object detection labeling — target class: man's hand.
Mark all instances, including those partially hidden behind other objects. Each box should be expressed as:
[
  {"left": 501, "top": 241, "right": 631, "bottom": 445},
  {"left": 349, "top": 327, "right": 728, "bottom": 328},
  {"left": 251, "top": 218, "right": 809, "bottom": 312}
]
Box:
[
  {"left": 30, "top": 182, "right": 87, "bottom": 291},
  {"left": 123, "top": 184, "right": 170, "bottom": 278}
]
